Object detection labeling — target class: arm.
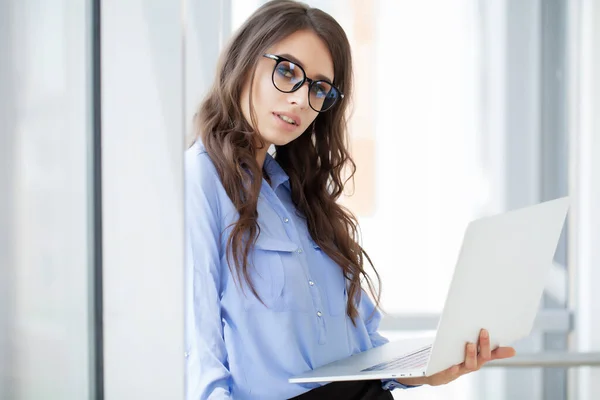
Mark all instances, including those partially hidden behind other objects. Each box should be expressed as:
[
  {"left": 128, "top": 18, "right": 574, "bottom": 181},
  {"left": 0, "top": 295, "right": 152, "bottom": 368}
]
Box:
[
  {"left": 185, "top": 151, "right": 231, "bottom": 399},
  {"left": 358, "top": 288, "right": 389, "bottom": 349}
]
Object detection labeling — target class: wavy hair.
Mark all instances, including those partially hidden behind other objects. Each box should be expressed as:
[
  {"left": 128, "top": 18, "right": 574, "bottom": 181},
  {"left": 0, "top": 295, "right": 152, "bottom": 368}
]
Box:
[{"left": 195, "top": 0, "right": 381, "bottom": 325}]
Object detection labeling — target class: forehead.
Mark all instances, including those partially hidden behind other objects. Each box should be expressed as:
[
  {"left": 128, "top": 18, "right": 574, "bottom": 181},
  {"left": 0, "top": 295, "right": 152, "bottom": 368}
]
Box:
[{"left": 267, "top": 30, "right": 335, "bottom": 82}]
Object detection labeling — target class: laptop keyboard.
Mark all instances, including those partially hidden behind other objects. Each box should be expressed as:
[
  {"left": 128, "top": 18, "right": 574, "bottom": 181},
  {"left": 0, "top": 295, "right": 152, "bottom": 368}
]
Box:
[{"left": 361, "top": 345, "right": 432, "bottom": 372}]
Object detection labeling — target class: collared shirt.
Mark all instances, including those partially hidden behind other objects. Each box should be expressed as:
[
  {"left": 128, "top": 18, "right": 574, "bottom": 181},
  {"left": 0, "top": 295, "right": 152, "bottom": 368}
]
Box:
[{"left": 185, "top": 141, "right": 411, "bottom": 399}]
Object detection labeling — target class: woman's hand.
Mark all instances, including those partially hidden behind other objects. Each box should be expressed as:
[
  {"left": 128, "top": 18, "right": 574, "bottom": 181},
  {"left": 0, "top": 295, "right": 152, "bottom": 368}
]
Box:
[{"left": 395, "top": 329, "right": 516, "bottom": 387}]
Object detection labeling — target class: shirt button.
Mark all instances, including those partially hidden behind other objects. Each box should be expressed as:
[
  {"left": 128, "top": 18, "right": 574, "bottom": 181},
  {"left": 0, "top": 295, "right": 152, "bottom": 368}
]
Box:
[
  {"left": 296, "top": 248, "right": 303, "bottom": 254},
  {"left": 184, "top": 352, "right": 190, "bottom": 358},
  {"left": 317, "top": 311, "right": 322, "bottom": 317},
  {"left": 309, "top": 280, "right": 315, "bottom": 286},
  {"left": 283, "top": 217, "right": 289, "bottom": 223}
]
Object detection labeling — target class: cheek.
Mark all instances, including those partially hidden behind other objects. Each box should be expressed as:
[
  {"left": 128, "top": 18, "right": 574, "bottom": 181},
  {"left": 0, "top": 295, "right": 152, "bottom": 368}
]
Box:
[{"left": 253, "top": 72, "right": 277, "bottom": 112}]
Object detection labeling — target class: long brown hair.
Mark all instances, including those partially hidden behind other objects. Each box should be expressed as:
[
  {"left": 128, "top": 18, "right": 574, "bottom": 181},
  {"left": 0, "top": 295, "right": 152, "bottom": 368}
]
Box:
[{"left": 196, "top": 0, "right": 381, "bottom": 325}]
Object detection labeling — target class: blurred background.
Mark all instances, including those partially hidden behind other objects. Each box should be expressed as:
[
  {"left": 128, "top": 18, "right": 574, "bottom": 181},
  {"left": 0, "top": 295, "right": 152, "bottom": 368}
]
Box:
[{"left": 1, "top": 0, "right": 599, "bottom": 399}]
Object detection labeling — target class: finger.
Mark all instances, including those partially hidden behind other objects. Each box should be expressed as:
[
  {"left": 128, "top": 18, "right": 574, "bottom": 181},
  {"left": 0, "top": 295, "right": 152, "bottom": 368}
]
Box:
[
  {"left": 464, "top": 342, "right": 478, "bottom": 371},
  {"left": 478, "top": 329, "right": 492, "bottom": 364},
  {"left": 492, "top": 346, "right": 516, "bottom": 360}
]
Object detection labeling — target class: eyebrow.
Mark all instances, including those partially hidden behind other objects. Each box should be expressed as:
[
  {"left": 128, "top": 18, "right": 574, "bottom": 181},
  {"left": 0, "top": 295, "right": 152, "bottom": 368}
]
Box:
[{"left": 279, "top": 53, "right": 334, "bottom": 83}]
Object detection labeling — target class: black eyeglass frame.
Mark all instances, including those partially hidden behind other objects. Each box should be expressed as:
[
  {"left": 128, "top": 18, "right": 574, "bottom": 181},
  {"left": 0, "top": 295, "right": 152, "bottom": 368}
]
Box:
[{"left": 262, "top": 53, "right": 344, "bottom": 112}]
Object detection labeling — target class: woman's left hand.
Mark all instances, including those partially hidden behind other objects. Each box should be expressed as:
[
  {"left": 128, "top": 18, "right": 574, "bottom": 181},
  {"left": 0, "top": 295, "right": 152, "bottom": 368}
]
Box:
[{"left": 395, "top": 329, "right": 516, "bottom": 387}]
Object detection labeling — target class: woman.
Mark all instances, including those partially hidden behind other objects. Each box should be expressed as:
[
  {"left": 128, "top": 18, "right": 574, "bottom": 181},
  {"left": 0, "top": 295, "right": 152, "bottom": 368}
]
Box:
[{"left": 185, "top": 1, "right": 516, "bottom": 399}]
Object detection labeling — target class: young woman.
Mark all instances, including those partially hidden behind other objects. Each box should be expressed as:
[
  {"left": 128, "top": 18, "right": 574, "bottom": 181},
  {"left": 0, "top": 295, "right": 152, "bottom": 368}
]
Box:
[{"left": 184, "top": 1, "right": 516, "bottom": 399}]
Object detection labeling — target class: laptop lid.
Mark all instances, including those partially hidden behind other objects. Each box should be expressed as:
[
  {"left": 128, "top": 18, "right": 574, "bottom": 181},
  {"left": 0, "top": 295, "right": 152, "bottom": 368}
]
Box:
[{"left": 425, "top": 196, "right": 570, "bottom": 376}]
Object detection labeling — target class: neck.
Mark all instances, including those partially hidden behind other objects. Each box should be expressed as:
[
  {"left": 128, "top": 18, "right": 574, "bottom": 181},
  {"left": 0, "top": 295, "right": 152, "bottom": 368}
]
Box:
[
  {"left": 255, "top": 140, "right": 271, "bottom": 170},
  {"left": 257, "top": 146, "right": 271, "bottom": 185}
]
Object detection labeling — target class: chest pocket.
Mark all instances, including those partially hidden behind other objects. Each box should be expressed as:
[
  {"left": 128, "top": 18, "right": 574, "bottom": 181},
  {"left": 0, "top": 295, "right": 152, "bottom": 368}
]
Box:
[
  {"left": 309, "top": 239, "right": 348, "bottom": 317},
  {"left": 242, "top": 235, "right": 298, "bottom": 312}
]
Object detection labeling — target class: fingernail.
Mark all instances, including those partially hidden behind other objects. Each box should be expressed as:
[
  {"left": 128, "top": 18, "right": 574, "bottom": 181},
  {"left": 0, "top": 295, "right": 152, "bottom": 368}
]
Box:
[{"left": 482, "top": 329, "right": 489, "bottom": 338}]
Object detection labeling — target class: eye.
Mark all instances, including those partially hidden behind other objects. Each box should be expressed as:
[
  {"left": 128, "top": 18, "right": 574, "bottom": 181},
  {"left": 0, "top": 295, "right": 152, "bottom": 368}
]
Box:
[
  {"left": 275, "top": 61, "right": 302, "bottom": 82},
  {"left": 276, "top": 64, "right": 294, "bottom": 79},
  {"left": 312, "top": 83, "right": 330, "bottom": 98}
]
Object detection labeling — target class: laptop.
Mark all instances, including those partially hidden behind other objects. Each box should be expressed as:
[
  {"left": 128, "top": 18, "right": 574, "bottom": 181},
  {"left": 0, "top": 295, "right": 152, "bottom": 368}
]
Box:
[{"left": 289, "top": 196, "right": 570, "bottom": 383}]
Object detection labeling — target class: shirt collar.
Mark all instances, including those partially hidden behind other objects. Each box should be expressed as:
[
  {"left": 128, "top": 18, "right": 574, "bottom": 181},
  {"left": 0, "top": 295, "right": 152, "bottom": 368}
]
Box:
[
  {"left": 194, "top": 139, "right": 290, "bottom": 191},
  {"left": 263, "top": 152, "right": 291, "bottom": 191}
]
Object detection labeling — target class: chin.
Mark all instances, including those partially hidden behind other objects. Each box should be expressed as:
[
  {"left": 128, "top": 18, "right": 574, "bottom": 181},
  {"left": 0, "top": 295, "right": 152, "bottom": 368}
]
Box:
[{"left": 264, "top": 133, "right": 297, "bottom": 147}]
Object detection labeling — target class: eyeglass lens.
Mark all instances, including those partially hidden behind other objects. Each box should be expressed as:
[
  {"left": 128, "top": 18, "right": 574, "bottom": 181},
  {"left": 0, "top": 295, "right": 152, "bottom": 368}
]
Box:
[{"left": 273, "top": 60, "right": 339, "bottom": 112}]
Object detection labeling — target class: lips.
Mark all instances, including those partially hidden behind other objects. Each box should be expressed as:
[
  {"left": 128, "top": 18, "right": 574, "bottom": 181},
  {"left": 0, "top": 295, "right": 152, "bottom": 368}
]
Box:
[{"left": 273, "top": 112, "right": 301, "bottom": 126}]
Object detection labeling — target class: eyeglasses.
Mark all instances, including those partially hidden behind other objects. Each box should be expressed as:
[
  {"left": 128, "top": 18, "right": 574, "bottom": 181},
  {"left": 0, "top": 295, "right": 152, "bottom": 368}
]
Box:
[{"left": 262, "top": 54, "right": 344, "bottom": 112}]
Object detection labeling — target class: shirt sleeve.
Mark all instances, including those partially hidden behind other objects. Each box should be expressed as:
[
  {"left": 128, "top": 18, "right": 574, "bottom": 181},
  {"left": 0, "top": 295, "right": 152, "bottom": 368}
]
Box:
[
  {"left": 358, "top": 288, "right": 389, "bottom": 348},
  {"left": 185, "top": 150, "right": 232, "bottom": 399},
  {"left": 358, "top": 288, "right": 421, "bottom": 391}
]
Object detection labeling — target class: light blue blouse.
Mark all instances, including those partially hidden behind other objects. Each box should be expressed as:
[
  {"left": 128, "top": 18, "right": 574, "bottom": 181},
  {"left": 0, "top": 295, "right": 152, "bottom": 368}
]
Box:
[{"left": 184, "top": 140, "right": 411, "bottom": 399}]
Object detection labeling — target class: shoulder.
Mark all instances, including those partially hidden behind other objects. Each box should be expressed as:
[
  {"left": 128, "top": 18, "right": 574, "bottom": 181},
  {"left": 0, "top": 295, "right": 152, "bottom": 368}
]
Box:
[
  {"left": 185, "top": 140, "right": 220, "bottom": 192},
  {"left": 184, "top": 140, "right": 228, "bottom": 216}
]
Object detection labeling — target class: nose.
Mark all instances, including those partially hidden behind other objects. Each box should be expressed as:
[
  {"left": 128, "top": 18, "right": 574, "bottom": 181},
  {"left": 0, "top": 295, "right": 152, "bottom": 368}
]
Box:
[{"left": 288, "top": 82, "right": 310, "bottom": 109}]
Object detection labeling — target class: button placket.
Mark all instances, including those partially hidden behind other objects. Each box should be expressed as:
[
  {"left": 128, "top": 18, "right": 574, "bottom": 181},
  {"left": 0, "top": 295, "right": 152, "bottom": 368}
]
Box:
[
  {"left": 317, "top": 309, "right": 326, "bottom": 344},
  {"left": 265, "top": 191, "right": 327, "bottom": 341}
]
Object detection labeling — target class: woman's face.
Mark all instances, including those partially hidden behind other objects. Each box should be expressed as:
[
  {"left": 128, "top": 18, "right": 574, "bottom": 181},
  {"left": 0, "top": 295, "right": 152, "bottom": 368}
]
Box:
[{"left": 240, "top": 29, "right": 335, "bottom": 149}]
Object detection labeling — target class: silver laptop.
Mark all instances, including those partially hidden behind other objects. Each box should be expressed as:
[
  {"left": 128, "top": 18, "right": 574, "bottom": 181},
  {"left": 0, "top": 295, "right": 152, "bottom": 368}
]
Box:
[{"left": 289, "top": 196, "right": 570, "bottom": 383}]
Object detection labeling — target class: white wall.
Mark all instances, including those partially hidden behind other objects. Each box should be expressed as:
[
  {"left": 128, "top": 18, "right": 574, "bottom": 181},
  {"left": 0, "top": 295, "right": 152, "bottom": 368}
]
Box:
[{"left": 101, "top": 0, "right": 185, "bottom": 398}]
